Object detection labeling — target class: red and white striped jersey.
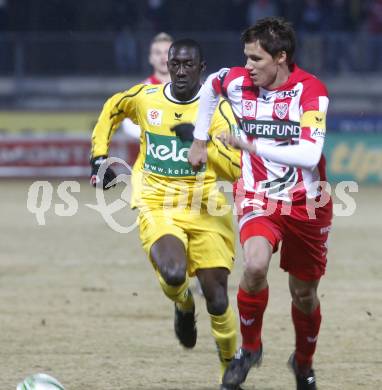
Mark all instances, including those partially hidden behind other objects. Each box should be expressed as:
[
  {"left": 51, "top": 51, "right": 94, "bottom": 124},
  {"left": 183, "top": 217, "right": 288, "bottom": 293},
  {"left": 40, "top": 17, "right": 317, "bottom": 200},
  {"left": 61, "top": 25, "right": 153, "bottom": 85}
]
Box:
[{"left": 195, "top": 64, "right": 329, "bottom": 206}]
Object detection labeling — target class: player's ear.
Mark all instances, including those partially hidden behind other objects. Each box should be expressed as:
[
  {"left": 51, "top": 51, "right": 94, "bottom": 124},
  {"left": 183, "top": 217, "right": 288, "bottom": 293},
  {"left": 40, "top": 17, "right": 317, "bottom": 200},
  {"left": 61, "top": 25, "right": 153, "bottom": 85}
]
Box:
[
  {"left": 277, "top": 51, "right": 287, "bottom": 65},
  {"left": 200, "top": 60, "right": 207, "bottom": 73}
]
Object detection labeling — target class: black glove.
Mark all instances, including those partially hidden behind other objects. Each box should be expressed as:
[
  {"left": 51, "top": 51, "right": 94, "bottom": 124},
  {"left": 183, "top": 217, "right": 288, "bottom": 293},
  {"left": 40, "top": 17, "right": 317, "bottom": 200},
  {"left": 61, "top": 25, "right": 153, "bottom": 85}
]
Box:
[
  {"left": 90, "top": 156, "right": 117, "bottom": 190},
  {"left": 171, "top": 123, "right": 195, "bottom": 142}
]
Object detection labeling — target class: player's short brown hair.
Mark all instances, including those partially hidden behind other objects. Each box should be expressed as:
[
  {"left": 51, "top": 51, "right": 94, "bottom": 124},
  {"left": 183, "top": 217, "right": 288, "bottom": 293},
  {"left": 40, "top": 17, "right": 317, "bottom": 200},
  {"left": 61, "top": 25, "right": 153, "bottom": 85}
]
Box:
[{"left": 241, "top": 17, "right": 296, "bottom": 65}]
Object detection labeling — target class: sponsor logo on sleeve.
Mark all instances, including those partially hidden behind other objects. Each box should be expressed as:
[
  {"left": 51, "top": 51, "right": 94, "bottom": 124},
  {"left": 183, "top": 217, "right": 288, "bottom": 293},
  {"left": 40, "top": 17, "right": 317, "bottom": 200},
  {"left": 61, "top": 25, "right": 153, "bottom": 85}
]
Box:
[
  {"left": 147, "top": 109, "right": 162, "bottom": 126},
  {"left": 145, "top": 87, "right": 159, "bottom": 94},
  {"left": 312, "top": 128, "right": 326, "bottom": 138},
  {"left": 315, "top": 116, "right": 323, "bottom": 123}
]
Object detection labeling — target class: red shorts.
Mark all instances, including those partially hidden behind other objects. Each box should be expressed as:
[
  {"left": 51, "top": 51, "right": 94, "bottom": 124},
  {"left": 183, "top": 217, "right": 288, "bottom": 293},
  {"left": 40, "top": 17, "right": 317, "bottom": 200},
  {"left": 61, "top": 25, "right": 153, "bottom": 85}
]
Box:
[{"left": 239, "top": 198, "right": 333, "bottom": 281}]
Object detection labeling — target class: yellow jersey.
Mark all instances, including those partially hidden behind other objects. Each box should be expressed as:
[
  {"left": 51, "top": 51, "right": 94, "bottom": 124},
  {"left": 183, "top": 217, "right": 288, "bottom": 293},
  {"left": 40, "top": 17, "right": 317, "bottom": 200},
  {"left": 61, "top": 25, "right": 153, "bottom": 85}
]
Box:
[{"left": 91, "top": 83, "right": 240, "bottom": 210}]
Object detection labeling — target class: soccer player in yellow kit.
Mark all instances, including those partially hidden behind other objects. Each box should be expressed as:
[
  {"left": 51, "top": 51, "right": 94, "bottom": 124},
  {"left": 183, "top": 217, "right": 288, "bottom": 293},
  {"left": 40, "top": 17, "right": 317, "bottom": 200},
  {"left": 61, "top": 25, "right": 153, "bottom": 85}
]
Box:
[{"left": 90, "top": 39, "right": 241, "bottom": 385}]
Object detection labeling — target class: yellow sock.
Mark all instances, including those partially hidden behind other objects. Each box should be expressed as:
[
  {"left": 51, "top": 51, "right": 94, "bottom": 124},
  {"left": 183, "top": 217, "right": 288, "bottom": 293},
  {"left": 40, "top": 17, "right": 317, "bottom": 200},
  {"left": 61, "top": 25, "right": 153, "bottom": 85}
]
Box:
[
  {"left": 157, "top": 273, "right": 194, "bottom": 312},
  {"left": 210, "top": 305, "right": 237, "bottom": 379}
]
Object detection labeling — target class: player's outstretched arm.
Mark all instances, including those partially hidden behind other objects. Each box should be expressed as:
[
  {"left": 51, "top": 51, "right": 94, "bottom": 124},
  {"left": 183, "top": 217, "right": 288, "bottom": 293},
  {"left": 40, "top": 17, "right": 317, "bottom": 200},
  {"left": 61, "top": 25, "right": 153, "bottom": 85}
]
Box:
[
  {"left": 188, "top": 73, "right": 221, "bottom": 170},
  {"left": 218, "top": 111, "right": 327, "bottom": 171},
  {"left": 90, "top": 94, "right": 123, "bottom": 190},
  {"left": 90, "top": 85, "right": 144, "bottom": 189}
]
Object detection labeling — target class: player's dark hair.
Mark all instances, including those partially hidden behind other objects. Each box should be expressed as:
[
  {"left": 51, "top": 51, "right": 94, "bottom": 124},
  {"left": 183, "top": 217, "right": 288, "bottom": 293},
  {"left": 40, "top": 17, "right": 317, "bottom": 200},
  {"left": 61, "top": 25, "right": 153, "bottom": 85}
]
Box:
[
  {"left": 241, "top": 17, "right": 296, "bottom": 65},
  {"left": 170, "top": 39, "right": 204, "bottom": 62}
]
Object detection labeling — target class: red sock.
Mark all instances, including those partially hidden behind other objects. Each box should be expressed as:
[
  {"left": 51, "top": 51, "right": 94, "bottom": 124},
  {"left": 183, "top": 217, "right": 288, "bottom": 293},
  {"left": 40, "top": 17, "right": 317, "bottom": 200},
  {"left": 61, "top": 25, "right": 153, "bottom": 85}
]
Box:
[
  {"left": 237, "top": 286, "right": 269, "bottom": 352},
  {"left": 292, "top": 303, "right": 321, "bottom": 374}
]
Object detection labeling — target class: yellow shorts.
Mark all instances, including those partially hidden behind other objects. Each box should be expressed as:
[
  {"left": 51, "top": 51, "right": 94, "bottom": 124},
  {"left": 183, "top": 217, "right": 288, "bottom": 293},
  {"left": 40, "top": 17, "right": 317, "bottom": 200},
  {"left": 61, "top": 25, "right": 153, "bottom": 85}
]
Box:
[{"left": 139, "top": 208, "right": 235, "bottom": 277}]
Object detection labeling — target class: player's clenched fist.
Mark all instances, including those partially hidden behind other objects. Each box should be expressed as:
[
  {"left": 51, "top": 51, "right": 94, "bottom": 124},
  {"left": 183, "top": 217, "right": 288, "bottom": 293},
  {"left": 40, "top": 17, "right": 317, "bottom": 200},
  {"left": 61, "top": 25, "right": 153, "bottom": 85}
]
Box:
[
  {"left": 187, "top": 139, "right": 208, "bottom": 171},
  {"left": 90, "top": 156, "right": 117, "bottom": 190}
]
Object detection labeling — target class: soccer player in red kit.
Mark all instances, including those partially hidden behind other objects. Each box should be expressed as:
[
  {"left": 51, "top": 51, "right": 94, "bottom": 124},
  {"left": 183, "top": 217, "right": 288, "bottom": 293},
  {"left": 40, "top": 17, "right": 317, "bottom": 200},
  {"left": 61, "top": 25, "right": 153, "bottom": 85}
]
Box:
[
  {"left": 188, "top": 17, "right": 332, "bottom": 390},
  {"left": 142, "top": 32, "right": 173, "bottom": 85}
]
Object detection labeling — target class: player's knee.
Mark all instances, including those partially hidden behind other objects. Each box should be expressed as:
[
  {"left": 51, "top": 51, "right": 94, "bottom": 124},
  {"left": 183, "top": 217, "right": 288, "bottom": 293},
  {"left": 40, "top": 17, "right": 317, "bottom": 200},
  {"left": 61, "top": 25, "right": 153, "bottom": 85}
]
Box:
[
  {"left": 205, "top": 293, "right": 228, "bottom": 316},
  {"left": 243, "top": 245, "right": 269, "bottom": 281},
  {"left": 243, "top": 259, "right": 268, "bottom": 281},
  {"left": 292, "top": 288, "right": 318, "bottom": 312},
  {"left": 161, "top": 264, "right": 187, "bottom": 286}
]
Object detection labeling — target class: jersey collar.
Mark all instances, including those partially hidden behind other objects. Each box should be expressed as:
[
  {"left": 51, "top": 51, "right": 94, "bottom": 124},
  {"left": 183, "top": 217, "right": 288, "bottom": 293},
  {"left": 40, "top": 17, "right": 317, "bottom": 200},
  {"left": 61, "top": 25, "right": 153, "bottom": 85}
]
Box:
[{"left": 163, "top": 83, "right": 201, "bottom": 104}]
